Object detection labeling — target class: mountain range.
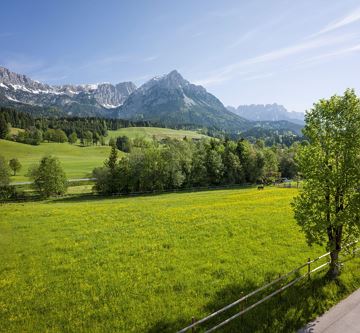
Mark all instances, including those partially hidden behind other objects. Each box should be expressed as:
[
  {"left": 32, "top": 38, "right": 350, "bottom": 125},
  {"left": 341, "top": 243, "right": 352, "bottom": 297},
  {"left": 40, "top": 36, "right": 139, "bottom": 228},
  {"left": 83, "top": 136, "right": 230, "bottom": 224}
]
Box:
[
  {"left": 0, "top": 66, "right": 136, "bottom": 117},
  {"left": 113, "top": 70, "right": 248, "bottom": 131},
  {"left": 0, "top": 66, "right": 303, "bottom": 134},
  {"left": 227, "top": 104, "right": 304, "bottom": 124}
]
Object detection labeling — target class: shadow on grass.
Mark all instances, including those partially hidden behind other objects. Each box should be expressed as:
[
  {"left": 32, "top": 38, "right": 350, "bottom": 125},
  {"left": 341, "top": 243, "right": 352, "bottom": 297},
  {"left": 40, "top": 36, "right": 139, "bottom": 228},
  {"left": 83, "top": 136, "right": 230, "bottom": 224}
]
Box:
[
  {"left": 46, "top": 184, "right": 256, "bottom": 204},
  {"left": 146, "top": 317, "right": 189, "bottom": 333},
  {"left": 165, "top": 274, "right": 350, "bottom": 333}
]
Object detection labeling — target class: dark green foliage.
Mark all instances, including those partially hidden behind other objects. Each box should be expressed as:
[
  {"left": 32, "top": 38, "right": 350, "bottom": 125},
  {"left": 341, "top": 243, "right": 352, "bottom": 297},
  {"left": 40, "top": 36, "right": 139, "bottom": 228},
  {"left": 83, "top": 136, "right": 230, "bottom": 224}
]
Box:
[
  {"left": 108, "top": 137, "right": 116, "bottom": 147},
  {"left": 83, "top": 131, "right": 93, "bottom": 146},
  {"left": 0, "top": 113, "right": 9, "bottom": 139},
  {"left": 0, "top": 107, "right": 33, "bottom": 129},
  {"left": 68, "top": 132, "right": 78, "bottom": 144},
  {"left": 44, "top": 129, "right": 68, "bottom": 143},
  {"left": 93, "top": 132, "right": 100, "bottom": 145},
  {"left": 9, "top": 158, "right": 21, "bottom": 176},
  {"left": 105, "top": 144, "right": 118, "bottom": 173},
  {"left": 116, "top": 136, "right": 132, "bottom": 152},
  {"left": 93, "top": 136, "right": 298, "bottom": 195},
  {"left": 92, "top": 167, "right": 112, "bottom": 194},
  {"left": 16, "top": 127, "right": 43, "bottom": 145},
  {"left": 0, "top": 156, "right": 10, "bottom": 187},
  {"left": 0, "top": 155, "right": 14, "bottom": 199},
  {"left": 29, "top": 156, "right": 67, "bottom": 197},
  {"left": 0, "top": 107, "right": 304, "bottom": 147},
  {"left": 280, "top": 154, "right": 298, "bottom": 178},
  {"left": 293, "top": 89, "right": 360, "bottom": 278}
]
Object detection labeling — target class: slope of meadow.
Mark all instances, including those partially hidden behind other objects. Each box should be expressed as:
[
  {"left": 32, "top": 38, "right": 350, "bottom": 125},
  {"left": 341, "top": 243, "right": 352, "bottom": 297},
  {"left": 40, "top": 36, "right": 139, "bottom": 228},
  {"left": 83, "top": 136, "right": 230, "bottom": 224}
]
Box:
[
  {"left": 1, "top": 187, "right": 359, "bottom": 332},
  {"left": 0, "top": 139, "right": 112, "bottom": 182},
  {"left": 107, "top": 127, "right": 208, "bottom": 141}
]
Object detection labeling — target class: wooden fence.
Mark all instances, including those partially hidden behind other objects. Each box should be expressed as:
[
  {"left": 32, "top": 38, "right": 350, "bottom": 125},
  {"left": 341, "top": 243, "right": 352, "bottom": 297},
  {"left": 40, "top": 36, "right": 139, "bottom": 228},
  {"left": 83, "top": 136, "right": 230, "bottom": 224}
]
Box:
[{"left": 177, "top": 242, "right": 359, "bottom": 333}]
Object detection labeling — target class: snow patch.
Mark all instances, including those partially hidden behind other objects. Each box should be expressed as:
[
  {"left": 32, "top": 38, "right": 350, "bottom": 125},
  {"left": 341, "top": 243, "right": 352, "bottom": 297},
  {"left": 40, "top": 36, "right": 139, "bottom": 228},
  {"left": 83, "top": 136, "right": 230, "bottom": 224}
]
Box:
[
  {"left": 80, "top": 83, "right": 99, "bottom": 90},
  {"left": 184, "top": 95, "right": 196, "bottom": 107},
  {"left": 0, "top": 82, "right": 8, "bottom": 89},
  {"left": 5, "top": 95, "right": 21, "bottom": 103},
  {"left": 102, "top": 103, "right": 122, "bottom": 109}
]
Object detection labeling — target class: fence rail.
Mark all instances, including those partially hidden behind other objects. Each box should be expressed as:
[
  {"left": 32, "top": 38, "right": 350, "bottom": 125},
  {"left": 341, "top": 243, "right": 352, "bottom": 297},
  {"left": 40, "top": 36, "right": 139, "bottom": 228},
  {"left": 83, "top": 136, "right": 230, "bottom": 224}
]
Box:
[{"left": 177, "top": 241, "right": 359, "bottom": 333}]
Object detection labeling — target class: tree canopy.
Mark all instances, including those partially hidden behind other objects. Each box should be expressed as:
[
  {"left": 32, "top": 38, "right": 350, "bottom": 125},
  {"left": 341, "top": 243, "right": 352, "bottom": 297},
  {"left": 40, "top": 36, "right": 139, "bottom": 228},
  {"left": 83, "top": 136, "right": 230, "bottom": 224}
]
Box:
[
  {"left": 293, "top": 89, "right": 360, "bottom": 278},
  {"left": 9, "top": 158, "right": 22, "bottom": 176},
  {"left": 29, "top": 156, "right": 68, "bottom": 198}
]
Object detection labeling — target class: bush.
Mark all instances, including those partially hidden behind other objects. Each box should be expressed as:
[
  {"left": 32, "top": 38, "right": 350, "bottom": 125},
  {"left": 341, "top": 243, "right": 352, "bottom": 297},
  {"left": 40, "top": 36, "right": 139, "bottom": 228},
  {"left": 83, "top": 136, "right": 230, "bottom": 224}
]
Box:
[
  {"left": 116, "top": 136, "right": 132, "bottom": 152},
  {"left": 29, "top": 156, "right": 67, "bottom": 197},
  {"left": 9, "top": 158, "right": 22, "bottom": 176},
  {"left": 0, "top": 155, "right": 15, "bottom": 199}
]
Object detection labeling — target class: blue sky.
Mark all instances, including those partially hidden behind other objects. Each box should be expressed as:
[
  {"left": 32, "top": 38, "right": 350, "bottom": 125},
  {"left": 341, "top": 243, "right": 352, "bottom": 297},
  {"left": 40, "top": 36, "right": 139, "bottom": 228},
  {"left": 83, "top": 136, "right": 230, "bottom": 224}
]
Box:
[{"left": 1, "top": 0, "right": 360, "bottom": 112}]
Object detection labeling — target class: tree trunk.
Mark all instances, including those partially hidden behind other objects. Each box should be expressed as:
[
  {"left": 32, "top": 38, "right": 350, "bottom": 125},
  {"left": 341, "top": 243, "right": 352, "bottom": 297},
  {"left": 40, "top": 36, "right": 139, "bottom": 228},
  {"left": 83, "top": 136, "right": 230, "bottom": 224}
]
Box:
[
  {"left": 327, "top": 225, "right": 343, "bottom": 279},
  {"left": 328, "top": 248, "right": 340, "bottom": 279}
]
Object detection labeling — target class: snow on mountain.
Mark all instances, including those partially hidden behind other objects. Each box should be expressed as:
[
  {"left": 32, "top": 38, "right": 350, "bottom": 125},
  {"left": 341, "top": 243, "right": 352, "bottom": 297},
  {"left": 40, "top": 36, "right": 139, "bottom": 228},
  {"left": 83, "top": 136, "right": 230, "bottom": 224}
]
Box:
[
  {"left": 0, "top": 66, "right": 137, "bottom": 113},
  {"left": 115, "top": 70, "right": 249, "bottom": 131},
  {"left": 227, "top": 103, "right": 305, "bottom": 124}
]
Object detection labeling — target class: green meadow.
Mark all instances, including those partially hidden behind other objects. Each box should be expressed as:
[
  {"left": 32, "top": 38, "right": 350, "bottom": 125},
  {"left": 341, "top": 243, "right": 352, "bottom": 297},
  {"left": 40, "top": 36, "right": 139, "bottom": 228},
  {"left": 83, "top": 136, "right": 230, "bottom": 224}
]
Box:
[
  {"left": 1, "top": 187, "right": 359, "bottom": 332},
  {"left": 0, "top": 127, "right": 206, "bottom": 183},
  {"left": 107, "top": 127, "right": 208, "bottom": 141},
  {"left": 0, "top": 139, "right": 113, "bottom": 182}
]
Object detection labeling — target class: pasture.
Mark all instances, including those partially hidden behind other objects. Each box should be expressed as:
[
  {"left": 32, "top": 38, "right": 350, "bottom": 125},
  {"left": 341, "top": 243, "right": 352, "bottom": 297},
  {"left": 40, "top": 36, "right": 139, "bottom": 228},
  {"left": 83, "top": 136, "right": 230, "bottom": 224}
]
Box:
[
  {"left": 107, "top": 127, "right": 208, "bottom": 141},
  {"left": 1, "top": 187, "right": 359, "bottom": 332},
  {"left": 0, "top": 139, "right": 112, "bottom": 182}
]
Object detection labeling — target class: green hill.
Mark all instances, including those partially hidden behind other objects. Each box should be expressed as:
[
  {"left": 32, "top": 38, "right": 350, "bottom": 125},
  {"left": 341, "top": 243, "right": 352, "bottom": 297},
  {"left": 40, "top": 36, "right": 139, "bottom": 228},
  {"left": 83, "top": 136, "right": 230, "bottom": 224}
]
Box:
[
  {"left": 0, "top": 126, "right": 208, "bottom": 182},
  {"left": 0, "top": 139, "right": 113, "bottom": 182},
  {"left": 107, "top": 126, "right": 208, "bottom": 141}
]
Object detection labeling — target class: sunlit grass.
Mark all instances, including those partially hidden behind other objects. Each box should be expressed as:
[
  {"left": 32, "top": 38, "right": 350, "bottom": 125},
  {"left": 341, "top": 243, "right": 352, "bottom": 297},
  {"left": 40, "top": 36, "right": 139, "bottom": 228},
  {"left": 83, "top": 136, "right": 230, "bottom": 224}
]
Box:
[
  {"left": 0, "top": 139, "right": 113, "bottom": 182},
  {"left": 0, "top": 187, "right": 359, "bottom": 332},
  {"left": 107, "top": 127, "right": 208, "bottom": 142}
]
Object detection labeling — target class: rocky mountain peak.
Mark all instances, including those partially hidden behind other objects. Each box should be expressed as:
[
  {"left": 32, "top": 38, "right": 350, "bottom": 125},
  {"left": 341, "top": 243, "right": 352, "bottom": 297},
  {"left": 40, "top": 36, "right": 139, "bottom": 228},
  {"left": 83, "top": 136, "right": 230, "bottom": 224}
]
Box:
[
  {"left": 162, "top": 70, "right": 188, "bottom": 88},
  {"left": 0, "top": 66, "right": 137, "bottom": 110},
  {"left": 0, "top": 66, "right": 53, "bottom": 91}
]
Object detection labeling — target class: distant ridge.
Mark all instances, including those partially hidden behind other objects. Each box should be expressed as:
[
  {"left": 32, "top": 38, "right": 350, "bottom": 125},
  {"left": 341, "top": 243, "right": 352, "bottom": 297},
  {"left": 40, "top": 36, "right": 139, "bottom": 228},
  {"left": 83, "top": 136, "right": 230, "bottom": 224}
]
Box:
[
  {"left": 0, "top": 66, "right": 136, "bottom": 116},
  {"left": 227, "top": 103, "right": 304, "bottom": 125},
  {"left": 0, "top": 66, "right": 303, "bottom": 135}
]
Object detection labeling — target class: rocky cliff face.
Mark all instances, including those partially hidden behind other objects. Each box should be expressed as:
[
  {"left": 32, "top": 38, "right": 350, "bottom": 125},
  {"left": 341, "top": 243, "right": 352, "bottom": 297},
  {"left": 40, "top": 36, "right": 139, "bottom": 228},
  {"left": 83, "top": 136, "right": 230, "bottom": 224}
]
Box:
[
  {"left": 0, "top": 66, "right": 136, "bottom": 116},
  {"left": 0, "top": 66, "right": 302, "bottom": 134},
  {"left": 116, "top": 70, "right": 249, "bottom": 131},
  {"left": 227, "top": 103, "right": 304, "bottom": 124}
]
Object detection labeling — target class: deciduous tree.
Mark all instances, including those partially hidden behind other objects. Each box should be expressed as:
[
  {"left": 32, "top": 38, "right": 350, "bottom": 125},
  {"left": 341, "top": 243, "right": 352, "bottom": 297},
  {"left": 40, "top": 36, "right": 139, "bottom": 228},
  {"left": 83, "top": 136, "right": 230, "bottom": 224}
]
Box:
[
  {"left": 9, "top": 158, "right": 22, "bottom": 176},
  {"left": 293, "top": 89, "right": 360, "bottom": 278},
  {"left": 29, "top": 156, "right": 67, "bottom": 197}
]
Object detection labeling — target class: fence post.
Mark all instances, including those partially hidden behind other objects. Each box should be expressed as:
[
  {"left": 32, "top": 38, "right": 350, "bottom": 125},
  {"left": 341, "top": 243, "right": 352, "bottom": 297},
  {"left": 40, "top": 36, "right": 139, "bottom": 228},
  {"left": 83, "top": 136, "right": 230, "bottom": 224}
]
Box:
[
  {"left": 307, "top": 258, "right": 311, "bottom": 280},
  {"left": 191, "top": 317, "right": 195, "bottom": 333}
]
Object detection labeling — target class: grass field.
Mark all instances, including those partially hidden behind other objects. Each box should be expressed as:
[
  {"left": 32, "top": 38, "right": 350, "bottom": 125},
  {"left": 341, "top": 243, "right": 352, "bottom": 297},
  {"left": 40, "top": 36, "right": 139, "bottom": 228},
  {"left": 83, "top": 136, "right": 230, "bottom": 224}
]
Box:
[
  {"left": 107, "top": 127, "right": 208, "bottom": 141},
  {"left": 0, "top": 139, "right": 113, "bottom": 182},
  {"left": 1, "top": 187, "right": 359, "bottom": 332}
]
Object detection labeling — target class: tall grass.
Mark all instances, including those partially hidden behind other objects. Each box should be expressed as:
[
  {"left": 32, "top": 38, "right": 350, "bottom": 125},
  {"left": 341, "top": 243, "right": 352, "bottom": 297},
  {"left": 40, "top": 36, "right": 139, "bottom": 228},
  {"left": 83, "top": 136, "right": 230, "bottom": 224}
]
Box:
[
  {"left": 0, "top": 139, "right": 113, "bottom": 182},
  {"left": 1, "top": 187, "right": 359, "bottom": 332}
]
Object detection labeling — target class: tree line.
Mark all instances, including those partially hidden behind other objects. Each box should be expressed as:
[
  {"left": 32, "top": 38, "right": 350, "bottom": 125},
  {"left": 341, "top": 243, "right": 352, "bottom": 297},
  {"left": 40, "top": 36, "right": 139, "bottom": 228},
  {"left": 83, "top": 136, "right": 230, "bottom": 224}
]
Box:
[
  {"left": 0, "top": 107, "right": 304, "bottom": 147},
  {"left": 93, "top": 137, "right": 301, "bottom": 195},
  {"left": 0, "top": 154, "right": 67, "bottom": 199},
  {"left": 0, "top": 107, "right": 168, "bottom": 145}
]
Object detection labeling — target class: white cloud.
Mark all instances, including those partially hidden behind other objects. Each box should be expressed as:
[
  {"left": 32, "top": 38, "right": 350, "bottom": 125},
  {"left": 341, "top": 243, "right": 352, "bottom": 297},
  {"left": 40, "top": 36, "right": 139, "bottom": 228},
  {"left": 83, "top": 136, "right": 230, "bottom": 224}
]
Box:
[
  {"left": 243, "top": 72, "right": 274, "bottom": 81},
  {"left": 228, "top": 29, "right": 257, "bottom": 49},
  {"left": 296, "top": 43, "right": 360, "bottom": 67},
  {"left": 196, "top": 33, "right": 356, "bottom": 86},
  {"left": 142, "top": 55, "right": 158, "bottom": 62},
  {"left": 315, "top": 6, "right": 360, "bottom": 36}
]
